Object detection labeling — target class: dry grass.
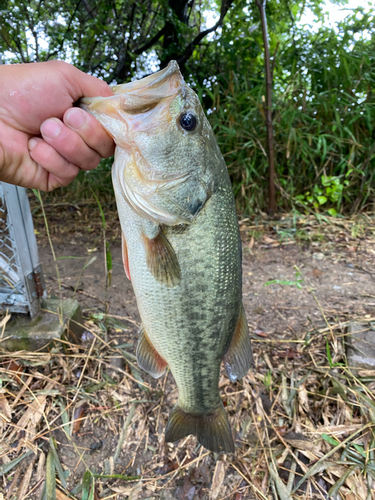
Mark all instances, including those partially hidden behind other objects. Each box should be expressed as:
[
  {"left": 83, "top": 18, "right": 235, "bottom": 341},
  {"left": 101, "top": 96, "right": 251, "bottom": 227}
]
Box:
[{"left": 1, "top": 210, "right": 375, "bottom": 500}]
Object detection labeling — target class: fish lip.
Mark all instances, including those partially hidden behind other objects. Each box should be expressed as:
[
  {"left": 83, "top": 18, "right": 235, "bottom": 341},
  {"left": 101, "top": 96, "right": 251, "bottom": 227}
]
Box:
[
  {"left": 77, "top": 61, "right": 183, "bottom": 119},
  {"left": 111, "top": 61, "right": 182, "bottom": 95}
]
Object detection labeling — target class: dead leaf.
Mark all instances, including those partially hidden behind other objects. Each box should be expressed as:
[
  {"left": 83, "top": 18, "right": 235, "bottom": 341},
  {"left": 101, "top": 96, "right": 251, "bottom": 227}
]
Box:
[
  {"left": 284, "top": 431, "right": 314, "bottom": 452},
  {"left": 72, "top": 404, "right": 86, "bottom": 435},
  {"left": 345, "top": 472, "right": 367, "bottom": 499},
  {"left": 7, "top": 467, "right": 21, "bottom": 498},
  {"left": 176, "top": 475, "right": 196, "bottom": 500},
  {"left": 16, "top": 456, "right": 36, "bottom": 500},
  {"left": 189, "top": 464, "right": 210, "bottom": 485},
  {"left": 56, "top": 489, "right": 70, "bottom": 500},
  {"left": 0, "top": 394, "right": 11, "bottom": 421},
  {"left": 298, "top": 383, "right": 309, "bottom": 412},
  {"left": 110, "top": 482, "right": 142, "bottom": 499},
  {"left": 9, "top": 381, "right": 56, "bottom": 445},
  {"left": 109, "top": 486, "right": 133, "bottom": 495},
  {"left": 254, "top": 330, "right": 269, "bottom": 337},
  {"left": 128, "top": 482, "right": 143, "bottom": 500},
  {"left": 6, "top": 360, "right": 24, "bottom": 385},
  {"left": 263, "top": 236, "right": 277, "bottom": 244},
  {"left": 210, "top": 461, "right": 226, "bottom": 500},
  {"left": 36, "top": 451, "right": 46, "bottom": 482},
  {"left": 0, "top": 311, "right": 11, "bottom": 332},
  {"left": 307, "top": 269, "right": 324, "bottom": 278}
]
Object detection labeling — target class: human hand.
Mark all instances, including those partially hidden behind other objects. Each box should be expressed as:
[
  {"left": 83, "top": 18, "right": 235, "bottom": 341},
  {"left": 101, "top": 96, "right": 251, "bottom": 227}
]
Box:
[{"left": 0, "top": 60, "right": 115, "bottom": 191}]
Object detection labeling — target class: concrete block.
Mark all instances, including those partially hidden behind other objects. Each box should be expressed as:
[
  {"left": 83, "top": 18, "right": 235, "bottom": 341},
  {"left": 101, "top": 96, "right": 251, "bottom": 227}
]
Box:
[
  {"left": 1, "top": 298, "right": 84, "bottom": 351},
  {"left": 346, "top": 322, "right": 375, "bottom": 370}
]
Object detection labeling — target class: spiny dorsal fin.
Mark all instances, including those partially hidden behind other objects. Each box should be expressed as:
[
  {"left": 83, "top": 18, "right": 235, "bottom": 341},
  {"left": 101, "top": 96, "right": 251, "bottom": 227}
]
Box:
[
  {"left": 142, "top": 229, "right": 181, "bottom": 288},
  {"left": 223, "top": 304, "right": 253, "bottom": 382},
  {"left": 165, "top": 402, "right": 235, "bottom": 453},
  {"left": 136, "top": 326, "right": 168, "bottom": 379}
]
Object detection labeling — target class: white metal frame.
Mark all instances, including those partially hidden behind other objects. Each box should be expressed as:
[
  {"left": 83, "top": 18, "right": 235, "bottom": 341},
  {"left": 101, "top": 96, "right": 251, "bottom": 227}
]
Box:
[{"left": 0, "top": 183, "right": 44, "bottom": 318}]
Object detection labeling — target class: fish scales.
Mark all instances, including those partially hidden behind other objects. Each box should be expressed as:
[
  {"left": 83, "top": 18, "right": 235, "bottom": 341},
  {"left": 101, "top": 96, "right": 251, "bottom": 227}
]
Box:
[{"left": 80, "top": 61, "right": 252, "bottom": 453}]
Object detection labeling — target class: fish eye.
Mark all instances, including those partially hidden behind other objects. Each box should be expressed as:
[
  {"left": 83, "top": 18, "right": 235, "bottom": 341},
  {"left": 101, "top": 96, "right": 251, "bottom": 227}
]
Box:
[{"left": 179, "top": 112, "right": 197, "bottom": 132}]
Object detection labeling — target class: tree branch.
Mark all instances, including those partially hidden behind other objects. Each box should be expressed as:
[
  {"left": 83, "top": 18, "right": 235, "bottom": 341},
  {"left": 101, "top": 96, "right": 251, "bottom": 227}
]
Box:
[
  {"left": 46, "top": 0, "right": 82, "bottom": 61},
  {"left": 82, "top": 0, "right": 97, "bottom": 19},
  {"left": 134, "top": 25, "right": 167, "bottom": 55},
  {"left": 177, "top": 0, "right": 233, "bottom": 67}
]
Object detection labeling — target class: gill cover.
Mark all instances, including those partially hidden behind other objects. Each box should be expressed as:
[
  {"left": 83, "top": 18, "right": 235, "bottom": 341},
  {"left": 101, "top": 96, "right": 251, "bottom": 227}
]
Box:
[{"left": 80, "top": 61, "right": 212, "bottom": 225}]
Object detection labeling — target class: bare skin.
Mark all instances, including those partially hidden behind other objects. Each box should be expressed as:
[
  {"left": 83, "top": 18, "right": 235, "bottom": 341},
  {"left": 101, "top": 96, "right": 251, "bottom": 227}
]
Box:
[{"left": 0, "top": 60, "right": 115, "bottom": 191}]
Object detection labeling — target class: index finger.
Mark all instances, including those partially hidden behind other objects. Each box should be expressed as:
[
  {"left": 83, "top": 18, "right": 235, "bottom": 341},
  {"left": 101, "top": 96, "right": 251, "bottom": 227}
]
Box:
[{"left": 63, "top": 107, "right": 114, "bottom": 158}]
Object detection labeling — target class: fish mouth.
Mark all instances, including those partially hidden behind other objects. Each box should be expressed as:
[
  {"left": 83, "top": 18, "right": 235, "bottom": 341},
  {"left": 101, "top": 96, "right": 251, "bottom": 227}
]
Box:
[{"left": 78, "top": 61, "right": 183, "bottom": 115}]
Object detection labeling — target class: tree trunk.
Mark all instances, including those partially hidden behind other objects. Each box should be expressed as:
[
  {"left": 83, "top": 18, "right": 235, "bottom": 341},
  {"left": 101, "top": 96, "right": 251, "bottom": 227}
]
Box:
[{"left": 255, "top": 0, "right": 277, "bottom": 214}]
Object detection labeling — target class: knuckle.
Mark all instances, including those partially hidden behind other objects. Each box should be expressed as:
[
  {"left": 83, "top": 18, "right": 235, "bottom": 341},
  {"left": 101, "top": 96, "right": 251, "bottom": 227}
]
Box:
[
  {"left": 36, "top": 143, "right": 57, "bottom": 165},
  {"left": 61, "top": 131, "right": 100, "bottom": 166}
]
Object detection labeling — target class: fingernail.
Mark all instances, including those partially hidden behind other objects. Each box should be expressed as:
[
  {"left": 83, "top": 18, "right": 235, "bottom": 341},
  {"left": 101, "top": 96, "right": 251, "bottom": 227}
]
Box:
[
  {"left": 65, "top": 108, "right": 86, "bottom": 129},
  {"left": 28, "top": 138, "right": 38, "bottom": 151},
  {"left": 41, "top": 118, "right": 62, "bottom": 139}
]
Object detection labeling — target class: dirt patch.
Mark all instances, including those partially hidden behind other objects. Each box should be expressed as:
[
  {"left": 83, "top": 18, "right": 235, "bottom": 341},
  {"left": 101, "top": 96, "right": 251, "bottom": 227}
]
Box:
[{"left": 1, "top": 210, "right": 375, "bottom": 499}]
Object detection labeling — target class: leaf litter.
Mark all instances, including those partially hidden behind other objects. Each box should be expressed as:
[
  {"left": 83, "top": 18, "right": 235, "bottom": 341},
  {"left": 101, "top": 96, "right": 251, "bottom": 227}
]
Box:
[{"left": 0, "top": 206, "right": 375, "bottom": 499}]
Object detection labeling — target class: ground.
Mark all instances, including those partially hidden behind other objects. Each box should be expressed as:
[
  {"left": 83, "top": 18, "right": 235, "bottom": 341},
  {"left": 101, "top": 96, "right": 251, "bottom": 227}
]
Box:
[{"left": 1, "top": 205, "right": 375, "bottom": 500}]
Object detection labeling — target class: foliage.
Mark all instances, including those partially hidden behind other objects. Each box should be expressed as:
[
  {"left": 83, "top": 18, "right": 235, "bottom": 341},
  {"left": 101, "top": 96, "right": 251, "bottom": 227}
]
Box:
[
  {"left": 1, "top": 0, "right": 374, "bottom": 214},
  {"left": 198, "top": 1, "right": 375, "bottom": 214},
  {"left": 0, "top": 0, "right": 232, "bottom": 81}
]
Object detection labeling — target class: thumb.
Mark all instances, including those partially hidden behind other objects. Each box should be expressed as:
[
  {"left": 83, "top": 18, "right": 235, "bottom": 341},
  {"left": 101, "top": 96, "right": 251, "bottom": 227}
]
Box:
[{"left": 69, "top": 65, "right": 114, "bottom": 99}]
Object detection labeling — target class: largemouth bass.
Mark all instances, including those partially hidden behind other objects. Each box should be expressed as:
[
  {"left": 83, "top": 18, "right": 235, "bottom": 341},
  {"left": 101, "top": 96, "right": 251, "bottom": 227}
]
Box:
[{"left": 80, "top": 61, "right": 252, "bottom": 453}]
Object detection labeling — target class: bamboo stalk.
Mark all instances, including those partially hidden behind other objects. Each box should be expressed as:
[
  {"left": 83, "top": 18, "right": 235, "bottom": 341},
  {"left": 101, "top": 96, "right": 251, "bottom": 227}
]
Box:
[{"left": 255, "top": 0, "right": 277, "bottom": 214}]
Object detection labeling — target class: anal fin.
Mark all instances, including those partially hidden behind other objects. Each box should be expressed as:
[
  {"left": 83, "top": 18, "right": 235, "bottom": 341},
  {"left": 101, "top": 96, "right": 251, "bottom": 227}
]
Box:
[
  {"left": 136, "top": 325, "right": 167, "bottom": 379},
  {"left": 122, "top": 232, "right": 131, "bottom": 280},
  {"left": 223, "top": 304, "right": 253, "bottom": 382},
  {"left": 142, "top": 228, "right": 181, "bottom": 288},
  {"left": 165, "top": 402, "right": 235, "bottom": 453}
]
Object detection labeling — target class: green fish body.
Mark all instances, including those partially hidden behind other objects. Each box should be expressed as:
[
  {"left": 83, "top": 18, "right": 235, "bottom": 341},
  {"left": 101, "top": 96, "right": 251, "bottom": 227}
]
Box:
[{"left": 80, "top": 62, "right": 252, "bottom": 453}]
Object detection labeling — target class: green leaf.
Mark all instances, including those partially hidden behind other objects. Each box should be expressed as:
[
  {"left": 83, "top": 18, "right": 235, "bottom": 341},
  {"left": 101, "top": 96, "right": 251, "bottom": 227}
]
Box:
[
  {"left": 92, "top": 474, "right": 140, "bottom": 480},
  {"left": 81, "top": 470, "right": 92, "bottom": 500},
  {"left": 264, "top": 279, "right": 304, "bottom": 289},
  {"left": 49, "top": 437, "right": 67, "bottom": 489},
  {"left": 316, "top": 195, "right": 327, "bottom": 205},
  {"left": 327, "top": 208, "right": 337, "bottom": 216},
  {"left": 91, "top": 190, "right": 106, "bottom": 230},
  {"left": 352, "top": 444, "right": 366, "bottom": 457},
  {"left": 0, "top": 450, "right": 33, "bottom": 476},
  {"left": 46, "top": 450, "right": 56, "bottom": 500},
  {"left": 322, "top": 433, "right": 340, "bottom": 447}
]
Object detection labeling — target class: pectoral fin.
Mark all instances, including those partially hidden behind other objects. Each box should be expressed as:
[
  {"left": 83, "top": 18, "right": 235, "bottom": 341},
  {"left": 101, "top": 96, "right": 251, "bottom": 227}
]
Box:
[
  {"left": 223, "top": 304, "right": 253, "bottom": 382},
  {"left": 121, "top": 233, "right": 131, "bottom": 280},
  {"left": 142, "top": 228, "right": 181, "bottom": 288},
  {"left": 136, "top": 326, "right": 167, "bottom": 378}
]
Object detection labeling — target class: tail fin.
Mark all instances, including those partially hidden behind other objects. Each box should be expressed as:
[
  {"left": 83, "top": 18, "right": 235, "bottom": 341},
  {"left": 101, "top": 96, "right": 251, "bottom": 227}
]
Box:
[{"left": 165, "top": 402, "right": 235, "bottom": 453}]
